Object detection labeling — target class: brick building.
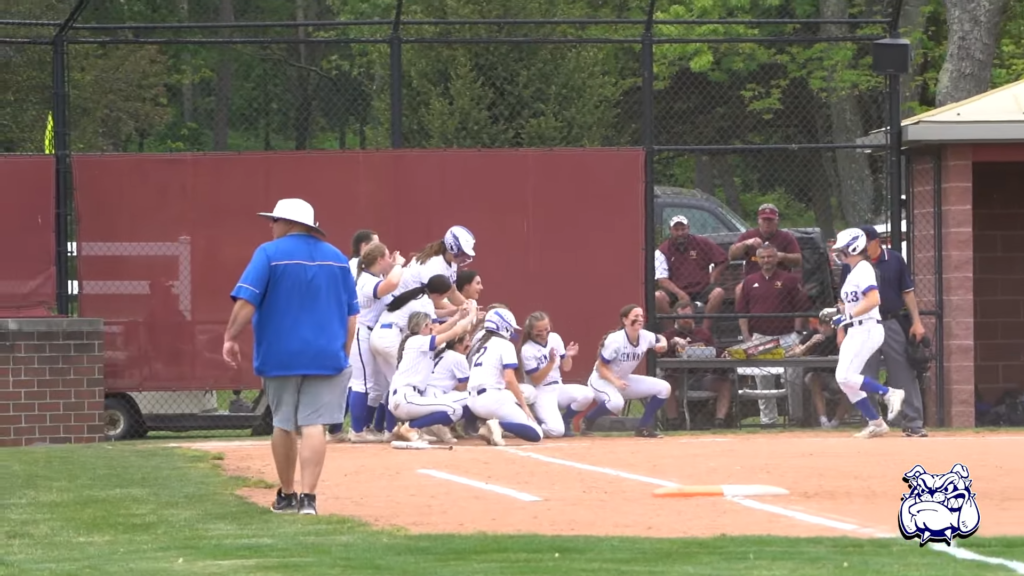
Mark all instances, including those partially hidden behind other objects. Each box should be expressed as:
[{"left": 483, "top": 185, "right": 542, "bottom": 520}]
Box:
[{"left": 864, "top": 79, "right": 1024, "bottom": 428}]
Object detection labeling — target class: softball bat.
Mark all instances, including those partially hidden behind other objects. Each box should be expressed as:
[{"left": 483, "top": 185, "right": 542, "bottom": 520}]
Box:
[{"left": 390, "top": 440, "right": 454, "bottom": 451}]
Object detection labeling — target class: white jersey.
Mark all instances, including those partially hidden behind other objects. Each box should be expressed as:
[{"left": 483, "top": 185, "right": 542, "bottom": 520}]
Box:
[
  {"left": 396, "top": 254, "right": 457, "bottom": 295},
  {"left": 375, "top": 294, "right": 437, "bottom": 334},
  {"left": 348, "top": 256, "right": 360, "bottom": 279},
  {"left": 427, "top": 349, "right": 471, "bottom": 393},
  {"left": 467, "top": 335, "right": 519, "bottom": 392},
  {"left": 521, "top": 332, "right": 566, "bottom": 386},
  {"left": 390, "top": 334, "right": 438, "bottom": 391},
  {"left": 840, "top": 260, "right": 882, "bottom": 323},
  {"left": 355, "top": 272, "right": 393, "bottom": 329},
  {"left": 592, "top": 329, "right": 658, "bottom": 381}
]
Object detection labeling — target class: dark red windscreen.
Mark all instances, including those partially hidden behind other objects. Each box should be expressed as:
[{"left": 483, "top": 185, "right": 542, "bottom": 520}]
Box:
[
  {"left": 73, "top": 149, "right": 644, "bottom": 392},
  {"left": 0, "top": 156, "right": 56, "bottom": 316}
]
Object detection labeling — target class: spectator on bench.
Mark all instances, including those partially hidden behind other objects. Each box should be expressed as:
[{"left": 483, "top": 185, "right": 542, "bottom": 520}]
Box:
[
  {"left": 788, "top": 324, "right": 849, "bottom": 429},
  {"left": 654, "top": 215, "right": 728, "bottom": 332},
  {"left": 735, "top": 243, "right": 812, "bottom": 425},
  {"left": 659, "top": 300, "right": 732, "bottom": 429}
]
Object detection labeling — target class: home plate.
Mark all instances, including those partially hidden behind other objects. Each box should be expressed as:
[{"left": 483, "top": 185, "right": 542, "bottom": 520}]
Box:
[{"left": 653, "top": 484, "right": 790, "bottom": 498}]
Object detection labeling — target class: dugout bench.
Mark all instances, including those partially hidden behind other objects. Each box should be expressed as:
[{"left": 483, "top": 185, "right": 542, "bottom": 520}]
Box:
[{"left": 656, "top": 356, "right": 840, "bottom": 431}]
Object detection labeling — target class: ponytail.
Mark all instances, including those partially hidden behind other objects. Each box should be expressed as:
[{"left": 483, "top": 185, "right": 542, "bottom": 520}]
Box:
[
  {"left": 414, "top": 240, "right": 447, "bottom": 265},
  {"left": 396, "top": 312, "right": 432, "bottom": 366},
  {"left": 594, "top": 329, "right": 618, "bottom": 360},
  {"left": 387, "top": 286, "right": 427, "bottom": 312},
  {"left": 468, "top": 331, "right": 497, "bottom": 366}
]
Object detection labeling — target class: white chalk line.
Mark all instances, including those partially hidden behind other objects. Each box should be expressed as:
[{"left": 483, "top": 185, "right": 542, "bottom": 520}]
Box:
[
  {"left": 501, "top": 448, "right": 1024, "bottom": 574},
  {"left": 417, "top": 469, "right": 542, "bottom": 502}
]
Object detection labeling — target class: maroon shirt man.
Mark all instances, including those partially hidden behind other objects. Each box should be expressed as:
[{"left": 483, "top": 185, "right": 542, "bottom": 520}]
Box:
[
  {"left": 654, "top": 215, "right": 727, "bottom": 331},
  {"left": 728, "top": 203, "right": 802, "bottom": 276},
  {"left": 735, "top": 244, "right": 811, "bottom": 339}
]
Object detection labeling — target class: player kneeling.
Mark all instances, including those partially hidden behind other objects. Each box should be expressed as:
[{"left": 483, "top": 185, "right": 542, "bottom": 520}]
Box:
[
  {"left": 521, "top": 311, "right": 593, "bottom": 438},
  {"left": 388, "top": 306, "right": 477, "bottom": 443},
  {"left": 467, "top": 309, "right": 543, "bottom": 446},
  {"left": 580, "top": 304, "right": 671, "bottom": 438}
]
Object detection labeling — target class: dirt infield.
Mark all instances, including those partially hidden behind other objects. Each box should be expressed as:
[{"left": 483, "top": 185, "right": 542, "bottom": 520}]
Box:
[{"left": 183, "top": 430, "right": 1024, "bottom": 539}]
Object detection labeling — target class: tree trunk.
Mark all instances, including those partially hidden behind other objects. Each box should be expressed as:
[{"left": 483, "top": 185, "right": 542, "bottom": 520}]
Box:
[
  {"left": 713, "top": 155, "right": 742, "bottom": 213},
  {"left": 936, "top": 0, "right": 1010, "bottom": 107},
  {"left": 693, "top": 155, "right": 713, "bottom": 195},
  {"left": 293, "top": 0, "right": 313, "bottom": 150},
  {"left": 178, "top": 0, "right": 194, "bottom": 124},
  {"left": 820, "top": 0, "right": 875, "bottom": 226},
  {"left": 212, "top": 0, "right": 234, "bottom": 151},
  {"left": 898, "top": 0, "right": 930, "bottom": 117}
]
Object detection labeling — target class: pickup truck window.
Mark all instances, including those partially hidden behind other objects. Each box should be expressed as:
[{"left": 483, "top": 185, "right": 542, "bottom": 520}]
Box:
[{"left": 662, "top": 207, "right": 732, "bottom": 236}]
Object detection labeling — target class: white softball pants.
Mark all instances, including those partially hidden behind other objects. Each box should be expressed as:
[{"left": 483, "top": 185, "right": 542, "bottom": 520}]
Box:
[
  {"left": 467, "top": 388, "right": 542, "bottom": 437},
  {"left": 533, "top": 383, "right": 594, "bottom": 438},
  {"left": 389, "top": 386, "right": 463, "bottom": 422},
  {"left": 834, "top": 322, "right": 885, "bottom": 404},
  {"left": 425, "top": 386, "right": 470, "bottom": 411},
  {"left": 589, "top": 374, "right": 671, "bottom": 415},
  {"left": 347, "top": 326, "right": 376, "bottom": 395},
  {"left": 368, "top": 325, "right": 401, "bottom": 407}
]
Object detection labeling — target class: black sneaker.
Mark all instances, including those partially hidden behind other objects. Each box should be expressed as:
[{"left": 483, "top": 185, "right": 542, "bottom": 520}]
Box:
[
  {"left": 297, "top": 493, "right": 317, "bottom": 515},
  {"left": 272, "top": 488, "right": 298, "bottom": 513},
  {"left": 580, "top": 418, "right": 596, "bottom": 437},
  {"left": 634, "top": 427, "right": 663, "bottom": 438},
  {"left": 903, "top": 427, "right": 929, "bottom": 438}
]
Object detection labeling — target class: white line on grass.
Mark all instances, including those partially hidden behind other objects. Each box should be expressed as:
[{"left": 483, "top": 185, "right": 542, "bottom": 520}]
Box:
[
  {"left": 501, "top": 447, "right": 1024, "bottom": 573},
  {"left": 417, "top": 469, "right": 543, "bottom": 502}
]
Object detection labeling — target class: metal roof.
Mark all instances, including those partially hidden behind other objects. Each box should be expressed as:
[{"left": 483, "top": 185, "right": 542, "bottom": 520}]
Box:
[{"left": 857, "top": 78, "right": 1024, "bottom": 146}]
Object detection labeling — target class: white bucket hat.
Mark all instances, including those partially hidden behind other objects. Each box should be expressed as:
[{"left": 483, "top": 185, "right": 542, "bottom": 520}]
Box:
[{"left": 257, "top": 198, "right": 325, "bottom": 236}]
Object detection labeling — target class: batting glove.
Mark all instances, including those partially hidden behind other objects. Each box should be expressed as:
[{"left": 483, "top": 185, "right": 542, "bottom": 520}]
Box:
[{"left": 830, "top": 314, "right": 847, "bottom": 329}]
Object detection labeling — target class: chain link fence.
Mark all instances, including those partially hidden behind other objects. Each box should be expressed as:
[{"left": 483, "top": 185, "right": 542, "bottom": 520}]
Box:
[{"left": 4, "top": 1, "right": 928, "bottom": 439}]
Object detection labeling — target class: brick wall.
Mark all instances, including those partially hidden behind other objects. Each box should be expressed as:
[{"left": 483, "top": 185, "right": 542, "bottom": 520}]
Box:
[
  {"left": 973, "top": 162, "right": 1024, "bottom": 404},
  {"left": 0, "top": 318, "right": 106, "bottom": 447},
  {"left": 940, "top": 145, "right": 975, "bottom": 428}
]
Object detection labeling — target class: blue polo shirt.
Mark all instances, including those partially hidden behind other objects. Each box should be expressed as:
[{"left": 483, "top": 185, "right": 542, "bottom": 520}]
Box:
[
  {"left": 230, "top": 233, "right": 359, "bottom": 378},
  {"left": 839, "top": 248, "right": 913, "bottom": 317}
]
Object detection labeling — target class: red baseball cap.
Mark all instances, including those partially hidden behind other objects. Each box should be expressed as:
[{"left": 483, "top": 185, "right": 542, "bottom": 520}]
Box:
[{"left": 757, "top": 203, "right": 779, "bottom": 219}]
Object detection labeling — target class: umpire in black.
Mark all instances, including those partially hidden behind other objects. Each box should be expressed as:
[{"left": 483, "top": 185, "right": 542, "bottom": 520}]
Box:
[{"left": 839, "top": 226, "right": 929, "bottom": 437}]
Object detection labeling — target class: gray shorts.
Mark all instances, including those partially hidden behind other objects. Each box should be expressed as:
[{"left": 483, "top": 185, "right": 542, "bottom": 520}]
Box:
[{"left": 263, "top": 367, "right": 352, "bottom": 432}]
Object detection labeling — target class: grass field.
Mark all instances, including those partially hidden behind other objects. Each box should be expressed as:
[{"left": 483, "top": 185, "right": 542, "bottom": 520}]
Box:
[{"left": 2, "top": 440, "right": 1024, "bottom": 576}]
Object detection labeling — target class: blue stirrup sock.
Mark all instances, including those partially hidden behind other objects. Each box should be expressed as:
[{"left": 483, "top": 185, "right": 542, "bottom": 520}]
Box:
[
  {"left": 500, "top": 422, "right": 542, "bottom": 442},
  {"left": 346, "top": 391, "right": 370, "bottom": 433},
  {"left": 859, "top": 377, "right": 890, "bottom": 396},
  {"left": 373, "top": 403, "right": 387, "bottom": 433},
  {"left": 462, "top": 406, "right": 479, "bottom": 429},
  {"left": 562, "top": 407, "right": 581, "bottom": 427},
  {"left": 583, "top": 402, "right": 613, "bottom": 427},
  {"left": 410, "top": 412, "right": 454, "bottom": 429},
  {"left": 854, "top": 398, "right": 881, "bottom": 421},
  {"left": 385, "top": 408, "right": 397, "bottom": 433},
  {"left": 638, "top": 396, "right": 667, "bottom": 429}
]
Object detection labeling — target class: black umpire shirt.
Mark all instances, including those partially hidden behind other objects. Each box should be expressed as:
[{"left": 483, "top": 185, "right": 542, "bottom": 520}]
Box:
[{"left": 839, "top": 248, "right": 913, "bottom": 319}]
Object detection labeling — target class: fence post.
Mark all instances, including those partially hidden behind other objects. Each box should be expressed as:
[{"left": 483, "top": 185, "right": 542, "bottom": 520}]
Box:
[
  {"left": 52, "top": 32, "right": 70, "bottom": 316},
  {"left": 389, "top": 0, "right": 404, "bottom": 149},
  {"left": 642, "top": 0, "right": 657, "bottom": 377}
]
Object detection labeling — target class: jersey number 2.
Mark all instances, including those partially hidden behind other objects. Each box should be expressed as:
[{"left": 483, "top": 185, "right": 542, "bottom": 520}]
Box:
[{"left": 472, "top": 346, "right": 488, "bottom": 367}]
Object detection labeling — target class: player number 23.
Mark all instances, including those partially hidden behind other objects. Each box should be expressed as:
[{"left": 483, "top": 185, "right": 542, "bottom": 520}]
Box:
[{"left": 842, "top": 290, "right": 861, "bottom": 303}]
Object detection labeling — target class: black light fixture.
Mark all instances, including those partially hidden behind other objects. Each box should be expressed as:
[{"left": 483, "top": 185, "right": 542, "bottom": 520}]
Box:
[{"left": 871, "top": 38, "right": 912, "bottom": 75}]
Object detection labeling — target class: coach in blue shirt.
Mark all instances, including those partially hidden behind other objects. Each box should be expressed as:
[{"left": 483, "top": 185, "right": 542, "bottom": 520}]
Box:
[
  {"left": 838, "top": 225, "right": 928, "bottom": 438},
  {"left": 223, "top": 198, "right": 359, "bottom": 515}
]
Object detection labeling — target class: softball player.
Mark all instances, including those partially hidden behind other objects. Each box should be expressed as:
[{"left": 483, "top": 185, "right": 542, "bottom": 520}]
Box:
[
  {"left": 418, "top": 330, "right": 473, "bottom": 443},
  {"left": 348, "top": 229, "right": 378, "bottom": 279},
  {"left": 328, "top": 241, "right": 405, "bottom": 442},
  {"left": 369, "top": 274, "right": 464, "bottom": 435},
  {"left": 521, "top": 311, "right": 593, "bottom": 438},
  {"left": 396, "top": 225, "right": 476, "bottom": 313},
  {"left": 389, "top": 308, "right": 477, "bottom": 443},
  {"left": 466, "top": 308, "right": 543, "bottom": 446},
  {"left": 827, "top": 228, "right": 905, "bottom": 439},
  {"left": 581, "top": 304, "right": 671, "bottom": 438}
]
